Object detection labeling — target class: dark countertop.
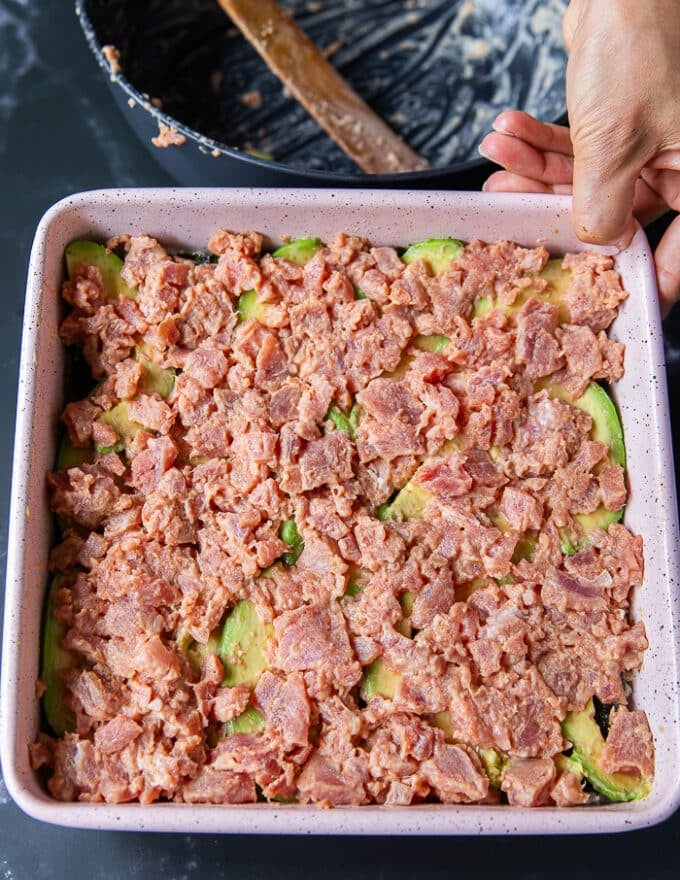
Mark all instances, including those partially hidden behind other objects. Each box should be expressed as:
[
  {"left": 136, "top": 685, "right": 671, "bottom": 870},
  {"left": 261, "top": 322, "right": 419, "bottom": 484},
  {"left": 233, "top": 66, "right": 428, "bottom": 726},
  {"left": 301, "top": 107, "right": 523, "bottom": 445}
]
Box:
[{"left": 1, "top": 2, "right": 679, "bottom": 877}]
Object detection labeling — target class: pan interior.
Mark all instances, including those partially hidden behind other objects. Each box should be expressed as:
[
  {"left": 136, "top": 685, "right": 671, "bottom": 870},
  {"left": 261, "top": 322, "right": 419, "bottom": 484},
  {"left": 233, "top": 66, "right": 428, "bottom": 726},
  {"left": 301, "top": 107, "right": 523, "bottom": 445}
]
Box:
[{"left": 85, "top": 0, "right": 568, "bottom": 175}]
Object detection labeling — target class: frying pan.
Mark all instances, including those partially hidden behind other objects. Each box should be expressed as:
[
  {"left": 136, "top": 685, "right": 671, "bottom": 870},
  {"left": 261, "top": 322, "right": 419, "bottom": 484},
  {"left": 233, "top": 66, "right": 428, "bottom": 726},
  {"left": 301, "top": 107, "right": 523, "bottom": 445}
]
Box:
[{"left": 76, "top": 0, "right": 568, "bottom": 188}]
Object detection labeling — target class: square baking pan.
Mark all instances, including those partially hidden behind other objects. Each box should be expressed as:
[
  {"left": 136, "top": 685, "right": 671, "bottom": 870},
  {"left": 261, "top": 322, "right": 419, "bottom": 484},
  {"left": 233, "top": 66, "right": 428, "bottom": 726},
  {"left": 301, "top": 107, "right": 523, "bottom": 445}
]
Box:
[{"left": 2, "top": 188, "right": 679, "bottom": 834}]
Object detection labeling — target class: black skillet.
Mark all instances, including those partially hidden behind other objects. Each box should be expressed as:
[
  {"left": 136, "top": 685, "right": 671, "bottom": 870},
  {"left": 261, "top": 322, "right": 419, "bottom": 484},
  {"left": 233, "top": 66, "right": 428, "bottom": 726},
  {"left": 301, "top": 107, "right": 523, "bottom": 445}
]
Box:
[{"left": 76, "top": 0, "right": 568, "bottom": 188}]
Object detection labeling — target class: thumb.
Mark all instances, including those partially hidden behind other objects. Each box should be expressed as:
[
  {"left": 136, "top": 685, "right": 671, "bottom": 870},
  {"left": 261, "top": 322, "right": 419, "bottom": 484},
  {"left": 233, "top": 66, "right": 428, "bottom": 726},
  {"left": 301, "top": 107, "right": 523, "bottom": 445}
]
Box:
[
  {"left": 639, "top": 167, "right": 680, "bottom": 315},
  {"left": 570, "top": 124, "right": 641, "bottom": 247}
]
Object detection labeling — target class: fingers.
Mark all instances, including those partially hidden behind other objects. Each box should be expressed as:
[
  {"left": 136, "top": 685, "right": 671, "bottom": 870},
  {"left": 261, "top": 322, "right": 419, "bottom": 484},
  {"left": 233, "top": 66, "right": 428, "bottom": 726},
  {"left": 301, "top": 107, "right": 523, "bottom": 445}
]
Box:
[
  {"left": 491, "top": 111, "right": 574, "bottom": 156},
  {"left": 479, "top": 131, "right": 574, "bottom": 185},
  {"left": 565, "top": 6, "right": 654, "bottom": 249},
  {"left": 641, "top": 166, "right": 680, "bottom": 210},
  {"left": 647, "top": 149, "right": 680, "bottom": 172},
  {"left": 639, "top": 166, "right": 680, "bottom": 315},
  {"left": 483, "top": 170, "right": 666, "bottom": 226},
  {"left": 652, "top": 214, "right": 680, "bottom": 317},
  {"left": 482, "top": 171, "right": 573, "bottom": 196},
  {"left": 632, "top": 178, "right": 671, "bottom": 227}
]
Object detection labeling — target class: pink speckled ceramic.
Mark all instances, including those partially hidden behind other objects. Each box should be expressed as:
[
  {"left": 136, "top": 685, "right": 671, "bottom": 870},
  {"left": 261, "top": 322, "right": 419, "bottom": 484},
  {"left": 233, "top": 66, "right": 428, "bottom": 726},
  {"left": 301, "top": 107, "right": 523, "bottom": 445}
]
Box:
[{"left": 2, "top": 189, "right": 679, "bottom": 834}]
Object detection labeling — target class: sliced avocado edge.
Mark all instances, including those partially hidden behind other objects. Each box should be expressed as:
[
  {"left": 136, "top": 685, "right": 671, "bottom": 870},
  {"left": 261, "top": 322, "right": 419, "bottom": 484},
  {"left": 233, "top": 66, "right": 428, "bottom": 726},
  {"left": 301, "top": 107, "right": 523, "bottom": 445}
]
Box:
[
  {"left": 412, "top": 334, "right": 449, "bottom": 354},
  {"left": 361, "top": 657, "right": 402, "bottom": 701},
  {"left": 237, "top": 289, "right": 269, "bottom": 324},
  {"left": 473, "top": 257, "right": 572, "bottom": 319},
  {"left": 326, "top": 403, "right": 362, "bottom": 441},
  {"left": 401, "top": 238, "right": 464, "bottom": 275},
  {"left": 65, "top": 240, "right": 136, "bottom": 300},
  {"left": 177, "top": 626, "right": 221, "bottom": 676},
  {"left": 271, "top": 238, "right": 322, "bottom": 267},
  {"left": 561, "top": 700, "right": 651, "bottom": 802},
  {"left": 218, "top": 599, "right": 270, "bottom": 689},
  {"left": 279, "top": 519, "right": 304, "bottom": 566},
  {"left": 56, "top": 432, "right": 93, "bottom": 470},
  {"left": 225, "top": 705, "right": 265, "bottom": 736},
  {"left": 135, "top": 345, "right": 176, "bottom": 399},
  {"left": 41, "top": 574, "right": 77, "bottom": 736}
]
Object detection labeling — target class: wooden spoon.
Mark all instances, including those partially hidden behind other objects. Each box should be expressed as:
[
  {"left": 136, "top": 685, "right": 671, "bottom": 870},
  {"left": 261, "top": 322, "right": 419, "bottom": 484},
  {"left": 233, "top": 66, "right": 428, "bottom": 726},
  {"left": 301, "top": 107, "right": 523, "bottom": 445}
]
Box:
[{"left": 217, "top": 0, "right": 429, "bottom": 174}]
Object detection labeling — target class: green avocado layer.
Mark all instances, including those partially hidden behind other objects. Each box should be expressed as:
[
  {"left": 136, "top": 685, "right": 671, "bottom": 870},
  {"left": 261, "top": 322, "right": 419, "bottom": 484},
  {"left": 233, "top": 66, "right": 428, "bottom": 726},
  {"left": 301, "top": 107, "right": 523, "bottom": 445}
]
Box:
[
  {"left": 561, "top": 700, "right": 651, "bottom": 802},
  {"left": 65, "top": 240, "right": 136, "bottom": 300}
]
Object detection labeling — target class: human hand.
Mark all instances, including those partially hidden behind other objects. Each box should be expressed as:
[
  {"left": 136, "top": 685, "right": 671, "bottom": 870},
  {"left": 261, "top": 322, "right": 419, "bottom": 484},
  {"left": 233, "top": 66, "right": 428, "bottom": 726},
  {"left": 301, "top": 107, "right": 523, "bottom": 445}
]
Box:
[
  {"left": 480, "top": 111, "right": 680, "bottom": 317},
  {"left": 562, "top": 0, "right": 680, "bottom": 248},
  {"left": 479, "top": 0, "right": 680, "bottom": 316}
]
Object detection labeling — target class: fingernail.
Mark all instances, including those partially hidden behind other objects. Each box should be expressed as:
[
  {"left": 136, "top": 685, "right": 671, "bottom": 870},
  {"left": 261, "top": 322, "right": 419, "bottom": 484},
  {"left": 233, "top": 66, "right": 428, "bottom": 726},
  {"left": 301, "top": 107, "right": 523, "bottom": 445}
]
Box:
[
  {"left": 478, "top": 141, "right": 495, "bottom": 162},
  {"left": 614, "top": 230, "right": 635, "bottom": 252},
  {"left": 492, "top": 113, "right": 513, "bottom": 134},
  {"left": 610, "top": 227, "right": 635, "bottom": 252},
  {"left": 481, "top": 179, "right": 489, "bottom": 192}
]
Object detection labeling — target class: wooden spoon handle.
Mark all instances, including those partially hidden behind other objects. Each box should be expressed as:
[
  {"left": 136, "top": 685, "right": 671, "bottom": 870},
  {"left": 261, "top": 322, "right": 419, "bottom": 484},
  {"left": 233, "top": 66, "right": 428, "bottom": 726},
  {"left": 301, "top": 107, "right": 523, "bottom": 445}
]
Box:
[{"left": 217, "top": 0, "right": 429, "bottom": 174}]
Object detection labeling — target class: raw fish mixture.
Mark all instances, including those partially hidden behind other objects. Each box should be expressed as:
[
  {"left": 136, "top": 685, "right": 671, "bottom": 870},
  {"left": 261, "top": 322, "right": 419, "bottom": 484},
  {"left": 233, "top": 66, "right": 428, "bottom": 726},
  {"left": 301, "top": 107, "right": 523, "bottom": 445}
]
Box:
[{"left": 31, "top": 231, "right": 654, "bottom": 807}]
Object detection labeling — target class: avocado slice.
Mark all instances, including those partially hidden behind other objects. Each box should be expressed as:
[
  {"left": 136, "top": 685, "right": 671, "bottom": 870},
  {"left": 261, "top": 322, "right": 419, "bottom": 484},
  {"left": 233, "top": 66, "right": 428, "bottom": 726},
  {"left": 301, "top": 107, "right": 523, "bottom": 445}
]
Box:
[
  {"left": 488, "top": 509, "right": 538, "bottom": 563},
  {"left": 56, "top": 432, "right": 93, "bottom": 470},
  {"left": 455, "top": 578, "right": 489, "bottom": 601},
  {"left": 98, "top": 375, "right": 176, "bottom": 452},
  {"left": 394, "top": 591, "right": 416, "bottom": 638},
  {"left": 225, "top": 705, "right": 265, "bottom": 736},
  {"left": 412, "top": 334, "right": 449, "bottom": 354},
  {"left": 473, "top": 257, "right": 572, "bottom": 319},
  {"left": 401, "top": 238, "right": 464, "bottom": 275},
  {"left": 478, "top": 747, "right": 508, "bottom": 789},
  {"left": 547, "top": 382, "right": 626, "bottom": 550},
  {"left": 360, "top": 657, "right": 402, "bottom": 701},
  {"left": 377, "top": 482, "right": 433, "bottom": 522},
  {"left": 473, "top": 297, "right": 493, "bottom": 318},
  {"left": 135, "top": 345, "right": 176, "bottom": 399},
  {"left": 271, "top": 238, "right": 322, "bottom": 266},
  {"left": 342, "top": 564, "right": 368, "bottom": 598},
  {"left": 511, "top": 534, "right": 538, "bottom": 563},
  {"left": 64, "top": 348, "right": 174, "bottom": 458},
  {"left": 326, "top": 405, "right": 350, "bottom": 435},
  {"left": 429, "top": 710, "right": 455, "bottom": 740},
  {"left": 376, "top": 437, "right": 469, "bottom": 522},
  {"left": 326, "top": 403, "right": 362, "bottom": 441},
  {"left": 65, "top": 240, "right": 136, "bottom": 300},
  {"left": 399, "top": 590, "right": 415, "bottom": 618},
  {"left": 513, "top": 257, "right": 572, "bottom": 320},
  {"left": 561, "top": 700, "right": 651, "bottom": 802},
  {"left": 343, "top": 580, "right": 363, "bottom": 598},
  {"left": 41, "top": 574, "right": 77, "bottom": 736},
  {"left": 237, "top": 289, "right": 269, "bottom": 324},
  {"left": 176, "top": 627, "right": 221, "bottom": 676},
  {"left": 218, "top": 600, "right": 270, "bottom": 688},
  {"left": 429, "top": 711, "right": 510, "bottom": 790},
  {"left": 279, "top": 519, "right": 304, "bottom": 566},
  {"left": 260, "top": 521, "right": 304, "bottom": 578},
  {"left": 567, "top": 383, "right": 626, "bottom": 469},
  {"left": 98, "top": 401, "right": 143, "bottom": 452}
]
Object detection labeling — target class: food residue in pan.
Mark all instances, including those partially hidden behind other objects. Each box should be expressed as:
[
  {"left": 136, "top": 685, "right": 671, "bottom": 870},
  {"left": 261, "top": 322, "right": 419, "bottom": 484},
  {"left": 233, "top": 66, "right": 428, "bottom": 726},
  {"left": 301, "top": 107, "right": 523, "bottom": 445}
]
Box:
[
  {"left": 151, "top": 122, "right": 187, "bottom": 149},
  {"left": 111, "top": 0, "right": 568, "bottom": 173}
]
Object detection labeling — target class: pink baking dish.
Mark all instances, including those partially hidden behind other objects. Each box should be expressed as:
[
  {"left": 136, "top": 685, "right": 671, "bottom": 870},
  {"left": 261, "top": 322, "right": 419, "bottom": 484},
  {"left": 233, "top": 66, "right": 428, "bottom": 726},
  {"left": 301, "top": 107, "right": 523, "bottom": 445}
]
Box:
[{"left": 2, "top": 188, "right": 679, "bottom": 834}]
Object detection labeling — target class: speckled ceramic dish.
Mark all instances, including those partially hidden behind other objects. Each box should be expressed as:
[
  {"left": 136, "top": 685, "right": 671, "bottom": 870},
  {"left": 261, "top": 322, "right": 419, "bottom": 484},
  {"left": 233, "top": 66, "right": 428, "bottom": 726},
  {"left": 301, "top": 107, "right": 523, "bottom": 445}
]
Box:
[{"left": 2, "top": 189, "right": 679, "bottom": 834}]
